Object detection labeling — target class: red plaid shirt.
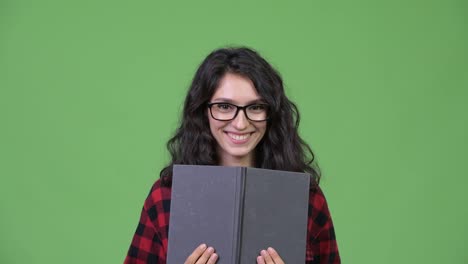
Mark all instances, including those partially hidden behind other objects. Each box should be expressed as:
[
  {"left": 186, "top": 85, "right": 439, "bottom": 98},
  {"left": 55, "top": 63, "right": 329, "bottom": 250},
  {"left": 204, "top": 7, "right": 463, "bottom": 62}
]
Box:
[{"left": 125, "top": 179, "right": 340, "bottom": 264}]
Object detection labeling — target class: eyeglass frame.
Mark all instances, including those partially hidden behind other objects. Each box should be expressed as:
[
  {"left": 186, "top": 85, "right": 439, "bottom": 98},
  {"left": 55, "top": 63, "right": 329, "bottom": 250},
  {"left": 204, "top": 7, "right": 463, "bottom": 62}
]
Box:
[{"left": 207, "top": 102, "right": 270, "bottom": 122}]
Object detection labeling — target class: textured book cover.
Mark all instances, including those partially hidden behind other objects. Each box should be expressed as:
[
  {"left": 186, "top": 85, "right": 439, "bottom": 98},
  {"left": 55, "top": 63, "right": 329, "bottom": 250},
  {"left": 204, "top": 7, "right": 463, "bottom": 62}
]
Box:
[{"left": 166, "top": 165, "right": 310, "bottom": 264}]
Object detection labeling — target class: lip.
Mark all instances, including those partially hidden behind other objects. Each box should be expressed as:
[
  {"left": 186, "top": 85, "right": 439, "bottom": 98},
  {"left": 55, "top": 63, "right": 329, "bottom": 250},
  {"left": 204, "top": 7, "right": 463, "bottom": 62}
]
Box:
[{"left": 224, "top": 132, "right": 253, "bottom": 144}]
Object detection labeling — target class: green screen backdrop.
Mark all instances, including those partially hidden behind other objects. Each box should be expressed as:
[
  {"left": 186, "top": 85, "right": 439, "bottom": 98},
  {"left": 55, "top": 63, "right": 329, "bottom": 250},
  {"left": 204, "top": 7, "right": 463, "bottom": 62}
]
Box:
[{"left": 1, "top": 0, "right": 467, "bottom": 263}]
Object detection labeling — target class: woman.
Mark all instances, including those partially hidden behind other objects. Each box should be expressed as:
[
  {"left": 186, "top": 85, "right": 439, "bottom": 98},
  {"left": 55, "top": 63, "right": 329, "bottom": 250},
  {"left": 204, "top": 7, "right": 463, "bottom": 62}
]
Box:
[{"left": 125, "top": 47, "right": 340, "bottom": 264}]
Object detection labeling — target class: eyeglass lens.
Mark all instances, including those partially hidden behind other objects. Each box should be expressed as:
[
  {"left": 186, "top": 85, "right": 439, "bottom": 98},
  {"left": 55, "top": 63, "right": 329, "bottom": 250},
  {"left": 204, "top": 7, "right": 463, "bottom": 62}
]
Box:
[{"left": 210, "top": 103, "right": 268, "bottom": 121}]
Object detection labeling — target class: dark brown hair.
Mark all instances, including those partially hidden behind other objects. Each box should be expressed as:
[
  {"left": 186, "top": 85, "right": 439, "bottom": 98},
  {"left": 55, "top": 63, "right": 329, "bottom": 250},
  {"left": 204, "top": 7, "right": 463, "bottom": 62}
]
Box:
[{"left": 160, "top": 47, "right": 320, "bottom": 186}]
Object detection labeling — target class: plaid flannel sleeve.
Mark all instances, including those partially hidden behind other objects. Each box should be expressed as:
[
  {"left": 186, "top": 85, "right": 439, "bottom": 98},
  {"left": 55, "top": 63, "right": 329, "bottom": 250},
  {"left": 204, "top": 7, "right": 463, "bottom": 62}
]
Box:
[
  {"left": 306, "top": 185, "right": 341, "bottom": 264},
  {"left": 124, "top": 180, "right": 171, "bottom": 264}
]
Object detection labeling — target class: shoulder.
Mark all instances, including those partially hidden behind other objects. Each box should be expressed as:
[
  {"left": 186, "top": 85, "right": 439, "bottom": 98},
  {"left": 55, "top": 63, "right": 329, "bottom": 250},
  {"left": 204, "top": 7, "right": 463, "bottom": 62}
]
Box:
[
  {"left": 309, "top": 184, "right": 328, "bottom": 213},
  {"left": 144, "top": 179, "right": 172, "bottom": 208},
  {"left": 307, "top": 184, "right": 333, "bottom": 234},
  {"left": 143, "top": 179, "right": 172, "bottom": 224}
]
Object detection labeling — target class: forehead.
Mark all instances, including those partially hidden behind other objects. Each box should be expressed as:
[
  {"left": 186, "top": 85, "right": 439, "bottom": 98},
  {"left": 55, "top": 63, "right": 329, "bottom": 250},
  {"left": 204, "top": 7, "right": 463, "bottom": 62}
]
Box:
[{"left": 210, "top": 73, "right": 262, "bottom": 103}]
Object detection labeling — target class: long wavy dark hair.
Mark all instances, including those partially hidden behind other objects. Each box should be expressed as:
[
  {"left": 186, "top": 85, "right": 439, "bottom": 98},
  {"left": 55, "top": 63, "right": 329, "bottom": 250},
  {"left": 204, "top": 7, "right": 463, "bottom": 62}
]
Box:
[{"left": 160, "top": 47, "right": 320, "bottom": 186}]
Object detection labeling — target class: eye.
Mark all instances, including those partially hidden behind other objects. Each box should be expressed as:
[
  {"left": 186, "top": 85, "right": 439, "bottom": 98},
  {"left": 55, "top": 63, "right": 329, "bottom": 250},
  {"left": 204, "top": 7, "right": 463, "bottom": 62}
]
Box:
[
  {"left": 248, "top": 104, "right": 267, "bottom": 112},
  {"left": 215, "top": 103, "right": 234, "bottom": 111}
]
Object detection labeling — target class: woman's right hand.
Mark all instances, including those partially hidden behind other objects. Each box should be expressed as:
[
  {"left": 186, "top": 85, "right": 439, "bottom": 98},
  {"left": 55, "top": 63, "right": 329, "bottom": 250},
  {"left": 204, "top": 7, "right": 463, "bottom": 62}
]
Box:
[{"left": 184, "top": 243, "right": 218, "bottom": 264}]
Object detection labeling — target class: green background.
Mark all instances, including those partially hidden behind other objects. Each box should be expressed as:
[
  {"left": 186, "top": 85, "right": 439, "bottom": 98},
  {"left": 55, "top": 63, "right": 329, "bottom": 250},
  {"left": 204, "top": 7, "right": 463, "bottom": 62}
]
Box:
[{"left": 1, "top": 0, "right": 467, "bottom": 263}]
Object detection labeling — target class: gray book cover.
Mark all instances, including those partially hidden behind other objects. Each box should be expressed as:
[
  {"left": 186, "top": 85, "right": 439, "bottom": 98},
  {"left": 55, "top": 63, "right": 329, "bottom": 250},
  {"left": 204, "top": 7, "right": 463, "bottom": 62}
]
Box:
[{"left": 167, "top": 165, "right": 310, "bottom": 264}]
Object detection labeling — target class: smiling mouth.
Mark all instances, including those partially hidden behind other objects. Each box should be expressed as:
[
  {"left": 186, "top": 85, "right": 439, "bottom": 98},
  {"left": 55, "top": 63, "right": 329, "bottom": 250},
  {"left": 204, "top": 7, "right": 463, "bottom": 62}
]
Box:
[{"left": 226, "top": 132, "right": 252, "bottom": 141}]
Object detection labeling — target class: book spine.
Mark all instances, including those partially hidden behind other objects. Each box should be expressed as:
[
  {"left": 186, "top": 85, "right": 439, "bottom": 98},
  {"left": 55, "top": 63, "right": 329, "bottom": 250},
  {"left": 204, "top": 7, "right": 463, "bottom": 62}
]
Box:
[{"left": 231, "top": 167, "right": 246, "bottom": 264}]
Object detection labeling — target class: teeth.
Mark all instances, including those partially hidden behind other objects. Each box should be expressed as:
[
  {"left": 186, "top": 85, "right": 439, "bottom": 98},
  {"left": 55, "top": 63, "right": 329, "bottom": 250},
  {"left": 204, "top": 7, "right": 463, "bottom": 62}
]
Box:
[{"left": 228, "top": 133, "right": 250, "bottom": 141}]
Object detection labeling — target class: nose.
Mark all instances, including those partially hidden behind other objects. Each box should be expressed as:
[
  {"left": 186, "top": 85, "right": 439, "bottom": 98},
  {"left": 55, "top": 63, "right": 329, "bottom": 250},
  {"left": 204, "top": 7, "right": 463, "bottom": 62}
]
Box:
[{"left": 231, "top": 109, "right": 249, "bottom": 130}]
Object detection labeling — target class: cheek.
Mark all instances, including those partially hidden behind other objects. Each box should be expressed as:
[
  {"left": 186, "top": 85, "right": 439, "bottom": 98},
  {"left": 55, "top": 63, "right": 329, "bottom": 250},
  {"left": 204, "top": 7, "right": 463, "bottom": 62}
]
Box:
[
  {"left": 257, "top": 123, "right": 267, "bottom": 137},
  {"left": 208, "top": 118, "right": 225, "bottom": 136},
  {"left": 208, "top": 120, "right": 216, "bottom": 138}
]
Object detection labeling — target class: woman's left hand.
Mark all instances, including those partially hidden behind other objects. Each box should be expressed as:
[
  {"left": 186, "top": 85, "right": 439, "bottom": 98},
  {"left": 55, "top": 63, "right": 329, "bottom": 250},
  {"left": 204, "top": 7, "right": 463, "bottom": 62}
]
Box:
[{"left": 256, "top": 247, "right": 285, "bottom": 264}]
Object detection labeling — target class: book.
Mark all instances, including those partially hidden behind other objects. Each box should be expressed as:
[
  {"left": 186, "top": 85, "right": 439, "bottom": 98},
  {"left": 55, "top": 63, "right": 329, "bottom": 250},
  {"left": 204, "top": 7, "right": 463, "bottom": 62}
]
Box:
[{"left": 166, "top": 165, "right": 311, "bottom": 264}]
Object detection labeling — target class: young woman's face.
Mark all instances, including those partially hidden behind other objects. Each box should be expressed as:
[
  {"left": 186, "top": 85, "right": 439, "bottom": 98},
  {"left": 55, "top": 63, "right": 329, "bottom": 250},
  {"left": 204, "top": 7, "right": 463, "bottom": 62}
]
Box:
[{"left": 208, "top": 73, "right": 267, "bottom": 167}]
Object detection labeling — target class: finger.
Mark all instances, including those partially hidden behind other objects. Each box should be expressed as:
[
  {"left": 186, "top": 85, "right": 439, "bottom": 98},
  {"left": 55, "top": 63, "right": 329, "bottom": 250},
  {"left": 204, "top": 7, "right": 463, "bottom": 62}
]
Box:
[
  {"left": 257, "top": 255, "right": 266, "bottom": 264},
  {"left": 195, "top": 247, "right": 215, "bottom": 264},
  {"left": 185, "top": 244, "right": 207, "bottom": 264},
  {"left": 207, "top": 253, "right": 218, "bottom": 264},
  {"left": 261, "top": 249, "right": 274, "bottom": 264},
  {"left": 267, "top": 247, "right": 284, "bottom": 264}
]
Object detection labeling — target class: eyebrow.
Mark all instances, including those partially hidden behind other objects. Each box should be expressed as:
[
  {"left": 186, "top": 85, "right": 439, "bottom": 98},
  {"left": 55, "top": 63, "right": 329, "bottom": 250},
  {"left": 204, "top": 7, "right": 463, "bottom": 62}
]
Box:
[{"left": 210, "top": 98, "right": 266, "bottom": 105}]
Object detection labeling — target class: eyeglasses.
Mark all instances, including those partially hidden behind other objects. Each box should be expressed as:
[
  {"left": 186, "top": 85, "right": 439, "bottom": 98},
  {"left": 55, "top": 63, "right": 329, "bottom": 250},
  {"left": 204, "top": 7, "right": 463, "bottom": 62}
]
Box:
[{"left": 207, "top": 102, "right": 269, "bottom": 122}]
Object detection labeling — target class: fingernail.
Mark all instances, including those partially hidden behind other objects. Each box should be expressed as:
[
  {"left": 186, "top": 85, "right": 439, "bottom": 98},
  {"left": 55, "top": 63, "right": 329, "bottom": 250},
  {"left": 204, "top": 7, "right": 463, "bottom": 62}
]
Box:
[
  {"left": 207, "top": 247, "right": 214, "bottom": 253},
  {"left": 200, "top": 244, "right": 207, "bottom": 249},
  {"left": 267, "top": 247, "right": 274, "bottom": 252}
]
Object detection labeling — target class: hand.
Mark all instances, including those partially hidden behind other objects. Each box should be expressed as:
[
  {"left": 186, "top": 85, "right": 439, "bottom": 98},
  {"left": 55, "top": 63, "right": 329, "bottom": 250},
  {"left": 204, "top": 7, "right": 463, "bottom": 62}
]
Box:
[
  {"left": 184, "top": 243, "right": 218, "bottom": 264},
  {"left": 257, "top": 247, "right": 284, "bottom": 264}
]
